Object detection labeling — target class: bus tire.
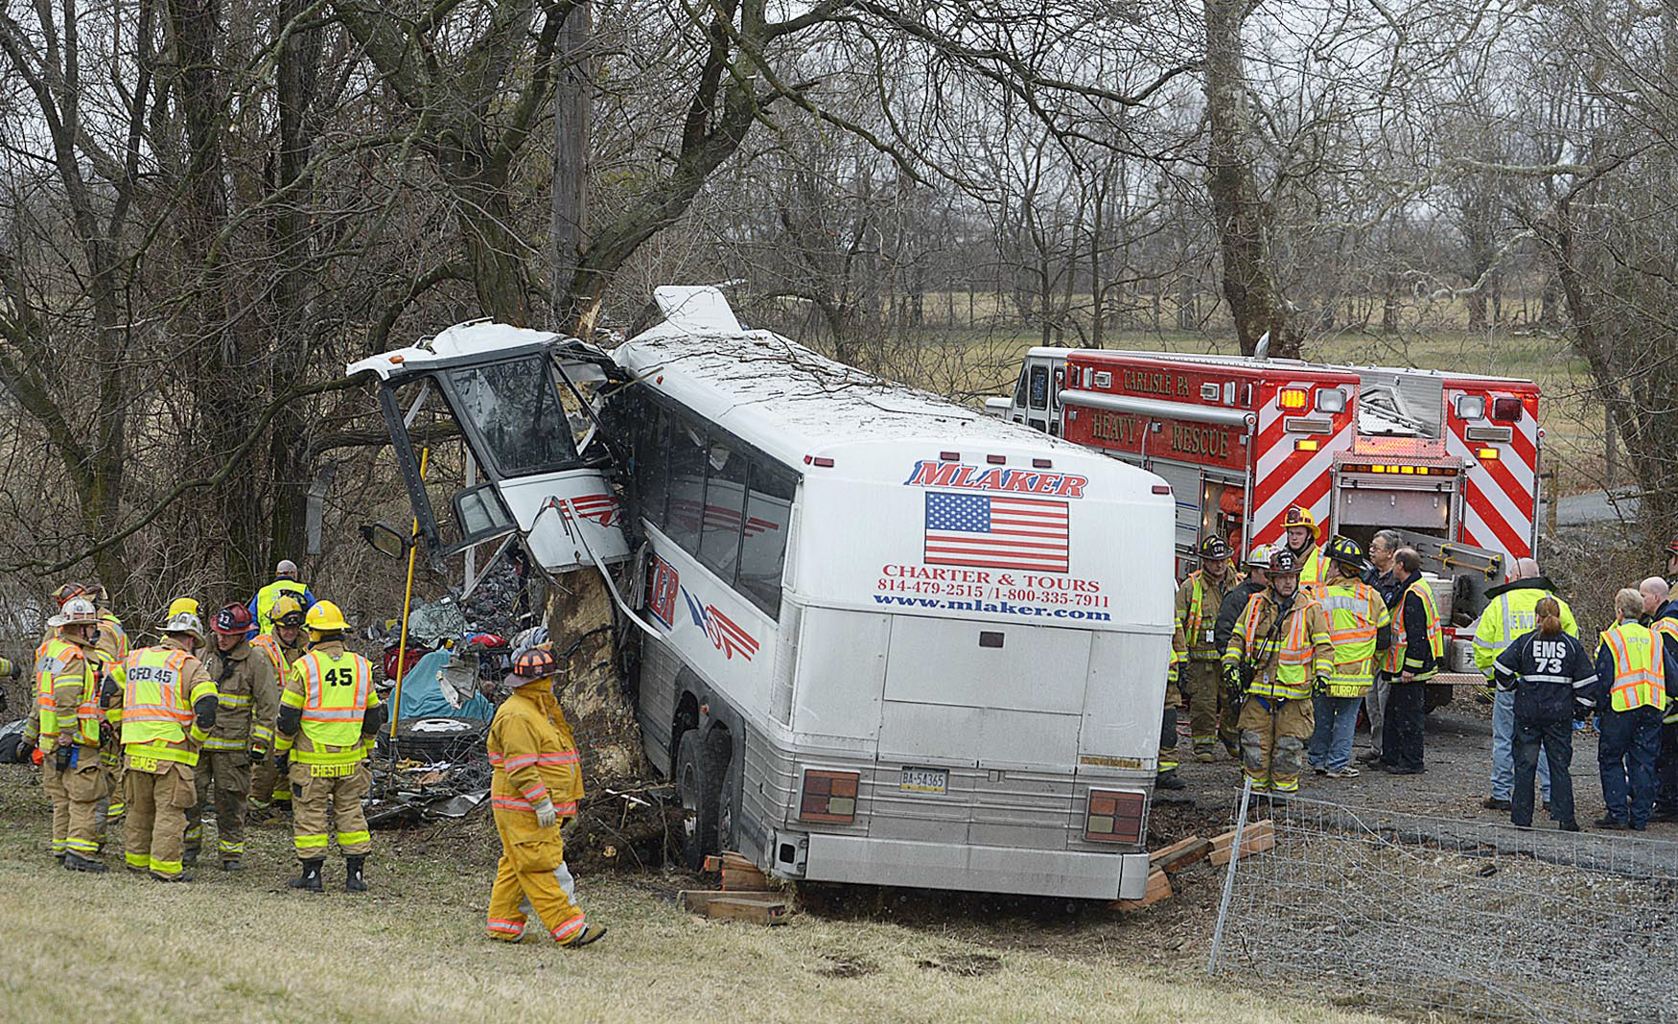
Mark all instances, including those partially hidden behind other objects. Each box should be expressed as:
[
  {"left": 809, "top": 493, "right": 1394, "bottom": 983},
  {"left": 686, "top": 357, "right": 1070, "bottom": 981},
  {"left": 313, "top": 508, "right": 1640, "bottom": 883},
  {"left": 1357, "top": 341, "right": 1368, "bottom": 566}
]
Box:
[{"left": 675, "top": 730, "right": 721, "bottom": 871}]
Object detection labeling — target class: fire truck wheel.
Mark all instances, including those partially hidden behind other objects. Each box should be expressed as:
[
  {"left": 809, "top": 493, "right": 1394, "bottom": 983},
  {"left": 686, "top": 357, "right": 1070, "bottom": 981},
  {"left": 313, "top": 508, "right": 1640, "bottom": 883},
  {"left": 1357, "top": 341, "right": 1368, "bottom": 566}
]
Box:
[{"left": 675, "top": 729, "right": 722, "bottom": 871}]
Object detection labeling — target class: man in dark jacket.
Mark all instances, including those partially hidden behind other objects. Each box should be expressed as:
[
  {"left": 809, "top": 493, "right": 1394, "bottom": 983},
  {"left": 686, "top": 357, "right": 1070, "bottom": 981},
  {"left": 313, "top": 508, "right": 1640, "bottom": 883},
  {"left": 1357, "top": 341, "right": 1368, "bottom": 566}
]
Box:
[
  {"left": 1645, "top": 578, "right": 1678, "bottom": 822},
  {"left": 1493, "top": 597, "right": 1596, "bottom": 830},
  {"left": 1212, "top": 544, "right": 1270, "bottom": 758},
  {"left": 1382, "top": 548, "right": 1440, "bottom": 775},
  {"left": 1358, "top": 530, "right": 1403, "bottom": 765}
]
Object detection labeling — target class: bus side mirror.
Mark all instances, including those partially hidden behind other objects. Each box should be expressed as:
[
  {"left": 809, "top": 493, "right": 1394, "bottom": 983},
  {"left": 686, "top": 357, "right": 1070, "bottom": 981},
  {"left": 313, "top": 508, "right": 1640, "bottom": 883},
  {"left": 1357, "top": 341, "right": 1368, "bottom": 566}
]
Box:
[{"left": 360, "top": 522, "right": 412, "bottom": 560}]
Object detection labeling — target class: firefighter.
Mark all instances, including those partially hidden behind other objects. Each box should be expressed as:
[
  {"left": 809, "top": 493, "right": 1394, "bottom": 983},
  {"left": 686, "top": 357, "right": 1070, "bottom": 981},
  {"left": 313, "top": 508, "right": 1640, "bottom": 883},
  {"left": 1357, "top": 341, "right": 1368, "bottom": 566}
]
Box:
[
  {"left": 1308, "top": 537, "right": 1391, "bottom": 779},
  {"left": 1666, "top": 538, "right": 1678, "bottom": 586},
  {"left": 275, "top": 600, "right": 384, "bottom": 892},
  {"left": 485, "top": 646, "right": 605, "bottom": 947},
  {"left": 24, "top": 597, "right": 108, "bottom": 871},
  {"left": 1212, "top": 545, "right": 1270, "bottom": 759},
  {"left": 185, "top": 604, "right": 278, "bottom": 870},
  {"left": 1594, "top": 587, "right": 1678, "bottom": 830},
  {"left": 1281, "top": 506, "right": 1327, "bottom": 592},
  {"left": 121, "top": 606, "right": 218, "bottom": 881},
  {"left": 1493, "top": 597, "right": 1595, "bottom": 831},
  {"left": 250, "top": 594, "right": 307, "bottom": 818},
  {"left": 1171, "top": 536, "right": 1240, "bottom": 762},
  {"left": 1642, "top": 578, "right": 1678, "bottom": 823},
  {"left": 249, "top": 559, "right": 315, "bottom": 636},
  {"left": 1222, "top": 548, "right": 1333, "bottom": 795},
  {"left": 1156, "top": 670, "right": 1185, "bottom": 790},
  {"left": 1358, "top": 530, "right": 1404, "bottom": 766},
  {"left": 1472, "top": 558, "right": 1576, "bottom": 811},
  {"left": 1381, "top": 548, "right": 1440, "bottom": 775}
]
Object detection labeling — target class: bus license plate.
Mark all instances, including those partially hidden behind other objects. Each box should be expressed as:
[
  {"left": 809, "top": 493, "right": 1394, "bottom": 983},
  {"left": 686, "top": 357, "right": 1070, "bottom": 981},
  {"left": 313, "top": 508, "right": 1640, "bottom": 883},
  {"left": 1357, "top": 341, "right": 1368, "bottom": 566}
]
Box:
[{"left": 900, "top": 767, "right": 948, "bottom": 795}]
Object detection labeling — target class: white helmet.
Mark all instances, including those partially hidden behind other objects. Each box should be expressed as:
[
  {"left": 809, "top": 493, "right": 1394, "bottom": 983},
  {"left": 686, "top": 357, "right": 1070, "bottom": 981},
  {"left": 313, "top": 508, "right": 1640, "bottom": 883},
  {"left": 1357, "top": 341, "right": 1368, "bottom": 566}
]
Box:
[
  {"left": 159, "top": 610, "right": 205, "bottom": 639},
  {"left": 48, "top": 596, "right": 99, "bottom": 629}
]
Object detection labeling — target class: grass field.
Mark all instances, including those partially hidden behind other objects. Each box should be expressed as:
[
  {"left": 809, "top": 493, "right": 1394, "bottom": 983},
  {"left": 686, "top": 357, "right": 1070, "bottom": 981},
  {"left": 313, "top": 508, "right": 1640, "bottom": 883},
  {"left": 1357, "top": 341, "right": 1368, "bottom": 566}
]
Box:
[{"left": 0, "top": 765, "right": 1394, "bottom": 1024}]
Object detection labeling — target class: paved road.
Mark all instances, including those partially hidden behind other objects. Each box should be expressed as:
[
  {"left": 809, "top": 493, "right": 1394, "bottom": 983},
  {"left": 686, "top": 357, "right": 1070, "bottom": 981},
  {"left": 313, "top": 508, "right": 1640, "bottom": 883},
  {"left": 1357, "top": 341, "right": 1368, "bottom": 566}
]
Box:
[{"left": 1550, "top": 487, "right": 1640, "bottom": 527}]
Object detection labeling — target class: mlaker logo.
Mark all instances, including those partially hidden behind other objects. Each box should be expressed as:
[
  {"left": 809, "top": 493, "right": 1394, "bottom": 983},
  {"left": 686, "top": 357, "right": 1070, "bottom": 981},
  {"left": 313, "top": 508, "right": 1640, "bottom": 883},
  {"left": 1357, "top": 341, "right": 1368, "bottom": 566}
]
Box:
[
  {"left": 681, "top": 588, "right": 760, "bottom": 661},
  {"left": 903, "top": 460, "right": 1087, "bottom": 498}
]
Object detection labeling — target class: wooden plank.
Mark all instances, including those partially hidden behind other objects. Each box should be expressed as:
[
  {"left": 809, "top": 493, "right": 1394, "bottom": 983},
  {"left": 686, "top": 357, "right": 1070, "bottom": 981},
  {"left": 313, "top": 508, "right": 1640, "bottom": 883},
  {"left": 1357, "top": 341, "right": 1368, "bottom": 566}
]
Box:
[
  {"left": 679, "top": 889, "right": 789, "bottom": 925},
  {"left": 1109, "top": 869, "right": 1172, "bottom": 911},
  {"left": 1209, "top": 820, "right": 1276, "bottom": 865},
  {"left": 1149, "top": 836, "right": 1212, "bottom": 875},
  {"left": 721, "top": 865, "right": 774, "bottom": 891}
]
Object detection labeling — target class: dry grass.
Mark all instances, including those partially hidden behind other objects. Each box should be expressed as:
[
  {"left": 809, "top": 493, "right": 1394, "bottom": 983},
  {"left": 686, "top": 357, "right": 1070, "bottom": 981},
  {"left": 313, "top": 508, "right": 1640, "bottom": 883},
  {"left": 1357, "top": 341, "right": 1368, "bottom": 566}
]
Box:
[{"left": 0, "top": 765, "right": 1395, "bottom": 1024}]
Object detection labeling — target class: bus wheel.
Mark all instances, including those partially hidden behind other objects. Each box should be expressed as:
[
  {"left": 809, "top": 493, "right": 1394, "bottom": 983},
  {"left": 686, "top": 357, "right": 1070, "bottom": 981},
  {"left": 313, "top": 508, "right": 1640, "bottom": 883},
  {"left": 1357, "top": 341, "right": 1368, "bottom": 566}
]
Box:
[{"left": 675, "top": 730, "right": 721, "bottom": 870}]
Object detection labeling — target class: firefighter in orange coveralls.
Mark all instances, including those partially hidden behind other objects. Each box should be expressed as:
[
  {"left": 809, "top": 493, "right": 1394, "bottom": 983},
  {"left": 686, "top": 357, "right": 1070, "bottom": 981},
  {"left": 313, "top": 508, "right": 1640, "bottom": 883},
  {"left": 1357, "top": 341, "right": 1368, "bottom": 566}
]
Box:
[
  {"left": 485, "top": 647, "right": 606, "bottom": 948},
  {"left": 1223, "top": 548, "right": 1335, "bottom": 794}
]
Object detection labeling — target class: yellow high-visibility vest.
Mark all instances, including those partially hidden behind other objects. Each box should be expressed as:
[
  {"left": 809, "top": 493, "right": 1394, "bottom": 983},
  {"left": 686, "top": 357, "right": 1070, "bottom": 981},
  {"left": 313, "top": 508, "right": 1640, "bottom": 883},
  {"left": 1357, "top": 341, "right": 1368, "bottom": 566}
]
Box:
[
  {"left": 253, "top": 579, "right": 309, "bottom": 634},
  {"left": 35, "top": 637, "right": 99, "bottom": 751},
  {"left": 287, "top": 649, "right": 372, "bottom": 765},
  {"left": 122, "top": 647, "right": 206, "bottom": 766},
  {"left": 1602, "top": 623, "right": 1665, "bottom": 713},
  {"left": 1321, "top": 581, "right": 1390, "bottom": 695},
  {"left": 1385, "top": 577, "right": 1444, "bottom": 677}
]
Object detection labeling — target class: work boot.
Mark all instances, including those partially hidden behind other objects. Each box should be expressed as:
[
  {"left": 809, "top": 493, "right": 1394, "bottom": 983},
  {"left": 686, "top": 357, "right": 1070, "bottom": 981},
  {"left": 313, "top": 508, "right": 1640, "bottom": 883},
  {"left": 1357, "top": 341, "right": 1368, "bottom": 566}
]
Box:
[
  {"left": 221, "top": 858, "right": 243, "bottom": 872},
  {"left": 345, "top": 856, "right": 368, "bottom": 892},
  {"left": 63, "top": 852, "right": 108, "bottom": 873},
  {"left": 1222, "top": 740, "right": 1241, "bottom": 760},
  {"left": 1155, "top": 771, "right": 1186, "bottom": 791},
  {"left": 563, "top": 924, "right": 608, "bottom": 948},
  {"left": 1594, "top": 815, "right": 1628, "bottom": 831},
  {"left": 1482, "top": 797, "right": 1512, "bottom": 811},
  {"left": 182, "top": 847, "right": 199, "bottom": 866},
  {"left": 53, "top": 852, "right": 66, "bottom": 865},
  {"left": 1357, "top": 750, "right": 1382, "bottom": 765},
  {"left": 289, "top": 859, "right": 324, "bottom": 892},
  {"left": 1194, "top": 747, "right": 1218, "bottom": 764},
  {"left": 153, "top": 871, "right": 193, "bottom": 883}
]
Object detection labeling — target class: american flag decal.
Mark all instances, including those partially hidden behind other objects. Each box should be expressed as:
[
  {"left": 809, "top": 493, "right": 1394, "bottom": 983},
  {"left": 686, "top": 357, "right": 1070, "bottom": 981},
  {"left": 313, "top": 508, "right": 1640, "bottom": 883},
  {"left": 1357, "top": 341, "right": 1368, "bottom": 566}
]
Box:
[
  {"left": 668, "top": 497, "right": 779, "bottom": 537},
  {"left": 681, "top": 587, "right": 760, "bottom": 661},
  {"left": 570, "top": 494, "right": 620, "bottom": 527},
  {"left": 924, "top": 492, "right": 1069, "bottom": 572}
]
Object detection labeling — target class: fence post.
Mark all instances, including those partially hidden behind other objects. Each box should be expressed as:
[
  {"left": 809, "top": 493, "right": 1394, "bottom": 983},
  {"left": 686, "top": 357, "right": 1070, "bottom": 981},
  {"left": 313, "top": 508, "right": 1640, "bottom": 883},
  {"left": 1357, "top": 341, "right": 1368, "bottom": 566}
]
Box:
[{"left": 1207, "top": 775, "right": 1254, "bottom": 975}]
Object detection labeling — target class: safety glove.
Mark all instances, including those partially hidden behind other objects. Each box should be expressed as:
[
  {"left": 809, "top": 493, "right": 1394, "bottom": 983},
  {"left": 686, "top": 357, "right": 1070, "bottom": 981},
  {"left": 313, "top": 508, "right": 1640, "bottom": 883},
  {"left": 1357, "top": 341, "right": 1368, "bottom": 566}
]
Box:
[
  {"left": 273, "top": 751, "right": 289, "bottom": 771},
  {"left": 54, "top": 745, "right": 72, "bottom": 772},
  {"left": 1313, "top": 675, "right": 1330, "bottom": 698},
  {"left": 533, "top": 796, "right": 558, "bottom": 829},
  {"left": 1222, "top": 663, "right": 1244, "bottom": 699}
]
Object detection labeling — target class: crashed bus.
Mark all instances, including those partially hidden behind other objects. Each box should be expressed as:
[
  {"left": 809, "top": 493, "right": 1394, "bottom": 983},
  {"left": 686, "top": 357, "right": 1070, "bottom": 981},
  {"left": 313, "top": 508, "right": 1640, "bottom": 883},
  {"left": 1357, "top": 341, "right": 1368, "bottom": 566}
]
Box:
[{"left": 350, "top": 287, "right": 1176, "bottom": 900}]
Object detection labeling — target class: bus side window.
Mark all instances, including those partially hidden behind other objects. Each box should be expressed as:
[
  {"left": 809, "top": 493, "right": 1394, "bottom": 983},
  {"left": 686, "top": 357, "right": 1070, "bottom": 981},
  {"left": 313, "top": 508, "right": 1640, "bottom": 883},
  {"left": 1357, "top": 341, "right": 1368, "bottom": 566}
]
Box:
[
  {"left": 1051, "top": 366, "right": 1064, "bottom": 409},
  {"left": 739, "top": 460, "right": 796, "bottom": 617},
  {"left": 698, "top": 435, "right": 750, "bottom": 580},
  {"left": 1028, "top": 365, "right": 1049, "bottom": 411},
  {"left": 665, "top": 417, "right": 708, "bottom": 553},
  {"left": 1012, "top": 367, "right": 1029, "bottom": 410},
  {"left": 637, "top": 404, "right": 671, "bottom": 528}
]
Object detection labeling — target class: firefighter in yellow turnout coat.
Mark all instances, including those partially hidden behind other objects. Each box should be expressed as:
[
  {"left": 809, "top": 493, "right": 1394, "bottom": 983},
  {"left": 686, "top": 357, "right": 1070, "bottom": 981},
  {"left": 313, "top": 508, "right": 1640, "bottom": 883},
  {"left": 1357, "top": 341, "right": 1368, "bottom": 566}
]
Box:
[
  {"left": 274, "top": 600, "right": 384, "bottom": 892},
  {"left": 485, "top": 647, "right": 606, "bottom": 948},
  {"left": 121, "top": 607, "right": 219, "bottom": 881},
  {"left": 24, "top": 598, "right": 108, "bottom": 871},
  {"left": 1224, "top": 548, "right": 1335, "bottom": 793}
]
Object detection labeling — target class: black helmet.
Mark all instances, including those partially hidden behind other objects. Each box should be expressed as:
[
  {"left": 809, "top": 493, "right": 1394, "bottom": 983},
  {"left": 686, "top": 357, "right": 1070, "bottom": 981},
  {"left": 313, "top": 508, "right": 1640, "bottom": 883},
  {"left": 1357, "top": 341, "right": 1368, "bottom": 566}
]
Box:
[
  {"left": 1324, "top": 534, "right": 1367, "bottom": 570},
  {"left": 1198, "top": 536, "right": 1232, "bottom": 561},
  {"left": 1268, "top": 549, "right": 1302, "bottom": 576}
]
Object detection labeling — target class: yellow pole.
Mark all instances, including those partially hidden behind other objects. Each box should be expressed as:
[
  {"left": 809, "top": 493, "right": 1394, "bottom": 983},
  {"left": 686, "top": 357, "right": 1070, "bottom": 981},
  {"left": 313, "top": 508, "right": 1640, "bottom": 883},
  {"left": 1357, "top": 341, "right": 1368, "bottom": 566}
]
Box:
[{"left": 389, "top": 447, "right": 429, "bottom": 746}]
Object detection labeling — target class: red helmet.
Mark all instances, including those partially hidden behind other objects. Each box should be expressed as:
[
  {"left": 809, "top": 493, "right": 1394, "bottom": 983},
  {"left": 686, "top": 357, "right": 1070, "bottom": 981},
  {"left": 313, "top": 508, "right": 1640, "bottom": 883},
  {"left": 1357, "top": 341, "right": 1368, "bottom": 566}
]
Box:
[{"left": 211, "top": 603, "right": 254, "bottom": 636}]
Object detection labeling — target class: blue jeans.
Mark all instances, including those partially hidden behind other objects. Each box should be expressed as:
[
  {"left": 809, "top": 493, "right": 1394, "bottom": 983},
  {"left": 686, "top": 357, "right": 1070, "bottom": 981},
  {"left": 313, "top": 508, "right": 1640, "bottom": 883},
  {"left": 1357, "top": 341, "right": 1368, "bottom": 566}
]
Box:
[
  {"left": 1308, "top": 695, "right": 1362, "bottom": 772},
  {"left": 1598, "top": 705, "right": 1662, "bottom": 828},
  {"left": 1492, "top": 688, "right": 1549, "bottom": 801}
]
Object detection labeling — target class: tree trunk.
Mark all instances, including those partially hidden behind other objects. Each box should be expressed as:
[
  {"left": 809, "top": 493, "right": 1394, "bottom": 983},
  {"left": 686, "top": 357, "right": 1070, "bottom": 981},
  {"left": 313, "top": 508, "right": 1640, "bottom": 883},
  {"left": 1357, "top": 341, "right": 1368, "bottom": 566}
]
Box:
[
  {"left": 1203, "top": 0, "right": 1297, "bottom": 357},
  {"left": 549, "top": 1, "right": 591, "bottom": 320}
]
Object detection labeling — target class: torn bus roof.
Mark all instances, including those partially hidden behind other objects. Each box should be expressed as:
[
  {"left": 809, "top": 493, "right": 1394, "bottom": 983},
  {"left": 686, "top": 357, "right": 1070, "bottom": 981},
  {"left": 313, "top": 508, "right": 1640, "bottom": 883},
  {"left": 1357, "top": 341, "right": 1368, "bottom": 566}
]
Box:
[
  {"left": 347, "top": 320, "right": 570, "bottom": 381},
  {"left": 618, "top": 294, "right": 1094, "bottom": 469}
]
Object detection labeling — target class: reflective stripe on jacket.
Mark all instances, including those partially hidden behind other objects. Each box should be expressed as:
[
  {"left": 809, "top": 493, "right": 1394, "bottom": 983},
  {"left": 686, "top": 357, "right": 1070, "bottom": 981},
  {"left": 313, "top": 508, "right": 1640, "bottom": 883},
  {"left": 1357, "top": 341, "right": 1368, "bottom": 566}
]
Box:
[
  {"left": 251, "top": 578, "right": 311, "bottom": 635},
  {"left": 1472, "top": 580, "right": 1578, "bottom": 678},
  {"left": 35, "top": 636, "right": 100, "bottom": 751},
  {"left": 1320, "top": 580, "right": 1391, "bottom": 695},
  {"left": 1386, "top": 577, "right": 1444, "bottom": 680},
  {"left": 1173, "top": 567, "right": 1236, "bottom": 664},
  {"left": 202, "top": 639, "right": 280, "bottom": 753}
]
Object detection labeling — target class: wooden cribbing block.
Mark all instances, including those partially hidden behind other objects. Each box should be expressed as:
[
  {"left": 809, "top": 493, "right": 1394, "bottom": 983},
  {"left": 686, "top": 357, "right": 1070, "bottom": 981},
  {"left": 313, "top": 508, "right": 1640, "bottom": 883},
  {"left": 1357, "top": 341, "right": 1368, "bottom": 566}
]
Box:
[
  {"left": 1208, "top": 820, "right": 1275, "bottom": 866},
  {"left": 1149, "top": 836, "right": 1213, "bottom": 874},
  {"left": 680, "top": 890, "right": 789, "bottom": 925},
  {"left": 1109, "top": 869, "right": 1172, "bottom": 911}
]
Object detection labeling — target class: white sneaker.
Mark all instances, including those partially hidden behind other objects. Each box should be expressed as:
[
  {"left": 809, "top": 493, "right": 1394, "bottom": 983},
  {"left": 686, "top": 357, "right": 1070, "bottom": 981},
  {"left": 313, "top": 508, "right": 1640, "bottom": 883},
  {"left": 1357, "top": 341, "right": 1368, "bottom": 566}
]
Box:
[{"left": 1326, "top": 766, "right": 1361, "bottom": 779}]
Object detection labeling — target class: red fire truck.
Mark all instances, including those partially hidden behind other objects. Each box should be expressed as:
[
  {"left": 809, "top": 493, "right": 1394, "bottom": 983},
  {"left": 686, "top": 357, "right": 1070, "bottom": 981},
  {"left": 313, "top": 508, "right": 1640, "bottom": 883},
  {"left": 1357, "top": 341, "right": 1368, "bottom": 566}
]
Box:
[{"left": 988, "top": 346, "right": 1542, "bottom": 573}]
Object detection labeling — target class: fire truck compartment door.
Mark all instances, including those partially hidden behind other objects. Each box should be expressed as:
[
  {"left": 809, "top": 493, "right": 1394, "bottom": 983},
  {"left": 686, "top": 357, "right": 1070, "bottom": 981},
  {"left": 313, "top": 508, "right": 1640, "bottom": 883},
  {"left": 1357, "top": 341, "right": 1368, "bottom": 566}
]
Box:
[
  {"left": 1337, "top": 483, "right": 1453, "bottom": 532},
  {"left": 1145, "top": 461, "right": 1202, "bottom": 552},
  {"left": 876, "top": 616, "right": 1088, "bottom": 770}
]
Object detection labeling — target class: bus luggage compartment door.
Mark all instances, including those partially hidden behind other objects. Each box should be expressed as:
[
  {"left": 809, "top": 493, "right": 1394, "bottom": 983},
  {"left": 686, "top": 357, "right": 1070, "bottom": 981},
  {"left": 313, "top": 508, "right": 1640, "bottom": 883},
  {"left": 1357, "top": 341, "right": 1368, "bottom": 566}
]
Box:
[{"left": 873, "top": 615, "right": 1084, "bottom": 848}]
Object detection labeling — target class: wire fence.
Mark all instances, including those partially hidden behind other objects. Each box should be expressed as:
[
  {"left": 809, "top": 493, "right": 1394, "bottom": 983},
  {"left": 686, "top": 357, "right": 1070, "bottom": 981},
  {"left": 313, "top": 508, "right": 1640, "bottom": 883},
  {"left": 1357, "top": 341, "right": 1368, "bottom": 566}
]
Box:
[{"left": 1208, "top": 783, "right": 1678, "bottom": 1024}]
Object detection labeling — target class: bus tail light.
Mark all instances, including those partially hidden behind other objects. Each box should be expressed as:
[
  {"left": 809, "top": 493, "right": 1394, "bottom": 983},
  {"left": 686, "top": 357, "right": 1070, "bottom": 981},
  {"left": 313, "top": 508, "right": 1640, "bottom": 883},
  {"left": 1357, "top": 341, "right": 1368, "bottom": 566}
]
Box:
[
  {"left": 800, "top": 770, "right": 859, "bottom": 824},
  {"left": 803, "top": 455, "right": 835, "bottom": 468},
  {"left": 1085, "top": 789, "right": 1146, "bottom": 844}
]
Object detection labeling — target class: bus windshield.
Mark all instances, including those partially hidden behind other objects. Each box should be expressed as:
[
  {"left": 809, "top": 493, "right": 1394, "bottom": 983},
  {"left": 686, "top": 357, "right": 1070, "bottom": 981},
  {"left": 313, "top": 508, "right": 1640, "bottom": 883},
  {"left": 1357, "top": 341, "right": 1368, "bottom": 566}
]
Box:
[{"left": 447, "top": 357, "right": 579, "bottom": 475}]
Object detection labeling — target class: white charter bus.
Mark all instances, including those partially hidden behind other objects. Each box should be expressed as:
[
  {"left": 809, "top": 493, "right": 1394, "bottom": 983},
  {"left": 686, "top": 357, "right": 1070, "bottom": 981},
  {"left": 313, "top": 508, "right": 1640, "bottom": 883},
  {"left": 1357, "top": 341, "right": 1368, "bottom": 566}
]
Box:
[{"left": 349, "top": 287, "right": 1175, "bottom": 900}]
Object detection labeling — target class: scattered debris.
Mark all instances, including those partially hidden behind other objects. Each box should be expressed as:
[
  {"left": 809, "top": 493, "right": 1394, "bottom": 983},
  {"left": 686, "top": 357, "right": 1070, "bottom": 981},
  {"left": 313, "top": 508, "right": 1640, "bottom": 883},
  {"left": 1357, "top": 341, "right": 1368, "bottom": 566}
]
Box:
[
  {"left": 1149, "top": 835, "right": 1214, "bottom": 874},
  {"left": 682, "top": 849, "right": 790, "bottom": 924}
]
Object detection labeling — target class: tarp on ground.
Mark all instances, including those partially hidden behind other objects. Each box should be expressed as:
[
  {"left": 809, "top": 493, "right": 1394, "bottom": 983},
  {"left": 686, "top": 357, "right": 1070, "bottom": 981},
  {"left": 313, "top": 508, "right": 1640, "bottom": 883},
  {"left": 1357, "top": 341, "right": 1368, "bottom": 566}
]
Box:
[{"left": 396, "top": 648, "right": 494, "bottom": 723}]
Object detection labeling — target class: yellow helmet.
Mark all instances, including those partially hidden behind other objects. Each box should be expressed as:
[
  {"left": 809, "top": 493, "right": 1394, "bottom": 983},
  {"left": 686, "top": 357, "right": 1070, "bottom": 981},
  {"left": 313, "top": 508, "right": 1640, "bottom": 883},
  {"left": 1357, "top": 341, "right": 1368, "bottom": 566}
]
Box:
[
  {"left": 271, "top": 594, "right": 306, "bottom": 629},
  {"left": 306, "top": 600, "right": 349, "bottom": 632},
  {"left": 167, "top": 597, "right": 200, "bottom": 618},
  {"left": 1282, "top": 505, "right": 1319, "bottom": 540}
]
